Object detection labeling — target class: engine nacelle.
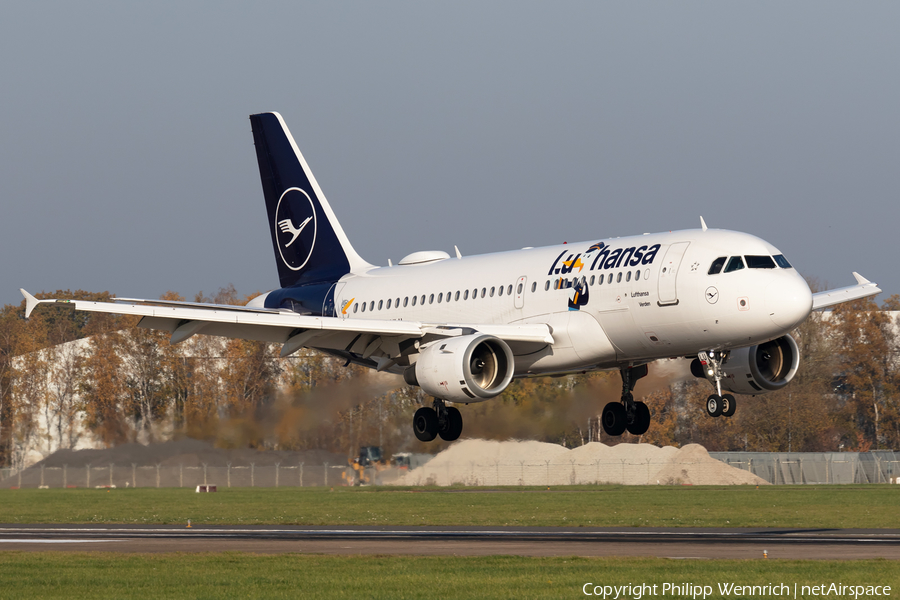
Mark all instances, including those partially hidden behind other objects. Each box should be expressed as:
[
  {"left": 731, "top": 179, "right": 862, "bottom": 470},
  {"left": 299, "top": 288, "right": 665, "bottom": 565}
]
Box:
[
  {"left": 404, "top": 334, "right": 514, "bottom": 403},
  {"left": 718, "top": 334, "right": 800, "bottom": 395}
]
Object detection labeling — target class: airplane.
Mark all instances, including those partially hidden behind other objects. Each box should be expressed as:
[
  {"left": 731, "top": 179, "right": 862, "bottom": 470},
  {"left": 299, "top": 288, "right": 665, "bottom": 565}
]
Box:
[{"left": 22, "top": 112, "right": 882, "bottom": 443}]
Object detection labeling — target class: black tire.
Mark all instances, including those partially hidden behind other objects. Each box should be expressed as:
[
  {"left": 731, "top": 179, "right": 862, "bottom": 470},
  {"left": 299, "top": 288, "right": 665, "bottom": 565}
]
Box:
[
  {"left": 626, "top": 401, "right": 651, "bottom": 436},
  {"left": 706, "top": 394, "right": 723, "bottom": 418},
  {"left": 413, "top": 407, "right": 438, "bottom": 442},
  {"left": 721, "top": 394, "right": 736, "bottom": 417},
  {"left": 601, "top": 402, "right": 627, "bottom": 436},
  {"left": 439, "top": 406, "right": 463, "bottom": 441}
]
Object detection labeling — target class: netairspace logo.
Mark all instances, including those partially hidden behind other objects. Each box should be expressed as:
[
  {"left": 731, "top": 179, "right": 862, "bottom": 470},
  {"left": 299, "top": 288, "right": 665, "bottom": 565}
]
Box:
[{"left": 582, "top": 582, "right": 893, "bottom": 599}]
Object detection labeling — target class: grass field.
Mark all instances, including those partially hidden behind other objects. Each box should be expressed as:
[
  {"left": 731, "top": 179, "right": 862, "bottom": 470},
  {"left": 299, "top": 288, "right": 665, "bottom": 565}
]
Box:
[
  {"left": 0, "top": 553, "right": 896, "bottom": 600},
  {"left": 0, "top": 484, "right": 898, "bottom": 528}
]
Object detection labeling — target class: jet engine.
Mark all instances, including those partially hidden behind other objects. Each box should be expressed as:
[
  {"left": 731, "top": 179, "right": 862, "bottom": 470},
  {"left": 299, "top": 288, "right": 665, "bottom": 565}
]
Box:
[
  {"left": 404, "top": 334, "right": 514, "bottom": 403},
  {"left": 704, "top": 334, "right": 800, "bottom": 395}
]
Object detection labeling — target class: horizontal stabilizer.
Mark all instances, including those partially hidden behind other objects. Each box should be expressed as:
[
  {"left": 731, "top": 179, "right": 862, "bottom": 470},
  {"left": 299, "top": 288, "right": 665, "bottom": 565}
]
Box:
[{"left": 812, "top": 273, "right": 882, "bottom": 310}]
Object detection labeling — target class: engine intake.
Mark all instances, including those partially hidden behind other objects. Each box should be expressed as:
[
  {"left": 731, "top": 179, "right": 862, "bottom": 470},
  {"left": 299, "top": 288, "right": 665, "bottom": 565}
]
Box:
[
  {"left": 404, "top": 334, "right": 514, "bottom": 403},
  {"left": 717, "top": 334, "right": 800, "bottom": 395}
]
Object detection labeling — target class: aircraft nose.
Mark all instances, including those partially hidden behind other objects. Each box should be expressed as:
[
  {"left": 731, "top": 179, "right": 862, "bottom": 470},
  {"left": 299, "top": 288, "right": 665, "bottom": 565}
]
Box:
[{"left": 766, "top": 274, "right": 813, "bottom": 331}]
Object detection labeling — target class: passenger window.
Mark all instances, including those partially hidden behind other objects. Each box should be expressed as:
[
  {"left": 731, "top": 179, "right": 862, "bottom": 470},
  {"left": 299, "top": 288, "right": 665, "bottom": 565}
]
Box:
[
  {"left": 404, "top": 297, "right": 409, "bottom": 307},
  {"left": 708, "top": 256, "right": 727, "bottom": 275},
  {"left": 634, "top": 270, "right": 640, "bottom": 281},
  {"left": 412, "top": 296, "right": 417, "bottom": 306},
  {"left": 774, "top": 254, "right": 792, "bottom": 269},
  {"left": 589, "top": 275, "right": 595, "bottom": 285},
  {"left": 481, "top": 288, "right": 486, "bottom": 298},
  {"left": 490, "top": 287, "right": 495, "bottom": 297},
  {"left": 616, "top": 272, "right": 622, "bottom": 283},
  {"left": 746, "top": 255, "right": 776, "bottom": 269},
  {"left": 607, "top": 274, "right": 613, "bottom": 284},
  {"left": 545, "top": 280, "right": 550, "bottom": 291},
  {"left": 421, "top": 295, "right": 425, "bottom": 305},
  {"left": 517, "top": 283, "right": 524, "bottom": 294},
  {"left": 378, "top": 300, "right": 383, "bottom": 310},
  {"left": 464, "top": 289, "right": 469, "bottom": 300},
  {"left": 455, "top": 291, "right": 460, "bottom": 301},
  {"left": 429, "top": 294, "right": 434, "bottom": 304},
  {"left": 370, "top": 301, "right": 375, "bottom": 311},
  {"left": 361, "top": 302, "right": 366, "bottom": 312},
  {"left": 723, "top": 256, "right": 745, "bottom": 273},
  {"left": 387, "top": 299, "right": 392, "bottom": 309},
  {"left": 626, "top": 271, "right": 631, "bottom": 282},
  {"left": 497, "top": 285, "right": 503, "bottom": 297},
  {"left": 353, "top": 303, "right": 358, "bottom": 313},
  {"left": 437, "top": 293, "right": 442, "bottom": 303},
  {"left": 531, "top": 282, "right": 536, "bottom": 292},
  {"left": 507, "top": 284, "right": 513, "bottom": 295}
]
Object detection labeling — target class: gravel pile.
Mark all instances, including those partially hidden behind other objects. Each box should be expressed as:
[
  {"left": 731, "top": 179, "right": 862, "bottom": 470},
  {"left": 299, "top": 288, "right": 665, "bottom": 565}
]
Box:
[{"left": 396, "top": 439, "right": 767, "bottom": 486}]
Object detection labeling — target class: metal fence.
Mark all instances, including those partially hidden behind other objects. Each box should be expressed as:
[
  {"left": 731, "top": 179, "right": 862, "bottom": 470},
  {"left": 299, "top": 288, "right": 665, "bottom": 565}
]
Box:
[
  {"left": 2, "top": 452, "right": 900, "bottom": 488},
  {"left": 0, "top": 463, "right": 352, "bottom": 489},
  {"left": 709, "top": 451, "right": 900, "bottom": 484}
]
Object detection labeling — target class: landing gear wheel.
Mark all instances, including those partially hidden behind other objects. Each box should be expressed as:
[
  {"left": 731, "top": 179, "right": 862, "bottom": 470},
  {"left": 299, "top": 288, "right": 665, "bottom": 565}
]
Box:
[
  {"left": 601, "top": 402, "right": 628, "bottom": 436},
  {"left": 706, "top": 394, "right": 723, "bottom": 418},
  {"left": 439, "top": 406, "right": 463, "bottom": 441},
  {"left": 626, "top": 401, "right": 651, "bottom": 436},
  {"left": 413, "top": 407, "right": 438, "bottom": 442},
  {"left": 721, "top": 394, "right": 736, "bottom": 418}
]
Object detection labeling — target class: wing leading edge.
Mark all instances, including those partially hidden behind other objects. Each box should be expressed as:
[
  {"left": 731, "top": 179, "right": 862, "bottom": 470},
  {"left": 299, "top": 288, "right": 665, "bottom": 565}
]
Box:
[
  {"left": 811, "top": 272, "right": 882, "bottom": 310},
  {"left": 20, "top": 290, "right": 554, "bottom": 367}
]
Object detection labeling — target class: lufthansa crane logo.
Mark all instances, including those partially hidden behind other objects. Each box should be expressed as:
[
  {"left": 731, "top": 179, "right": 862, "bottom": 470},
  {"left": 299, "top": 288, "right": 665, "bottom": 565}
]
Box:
[{"left": 275, "top": 187, "right": 317, "bottom": 271}]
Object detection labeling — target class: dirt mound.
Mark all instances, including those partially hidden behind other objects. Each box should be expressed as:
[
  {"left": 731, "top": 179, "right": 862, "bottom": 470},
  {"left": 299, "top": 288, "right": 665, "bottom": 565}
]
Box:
[{"left": 396, "top": 439, "right": 767, "bottom": 486}]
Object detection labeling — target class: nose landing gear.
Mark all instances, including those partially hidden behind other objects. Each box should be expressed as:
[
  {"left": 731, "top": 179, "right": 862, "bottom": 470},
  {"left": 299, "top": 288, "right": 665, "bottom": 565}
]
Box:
[
  {"left": 601, "top": 365, "right": 651, "bottom": 437},
  {"left": 697, "top": 351, "right": 737, "bottom": 419}
]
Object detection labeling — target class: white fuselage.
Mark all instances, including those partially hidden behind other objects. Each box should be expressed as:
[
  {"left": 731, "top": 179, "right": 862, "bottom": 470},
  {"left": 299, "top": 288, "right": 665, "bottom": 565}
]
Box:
[{"left": 333, "top": 228, "right": 813, "bottom": 378}]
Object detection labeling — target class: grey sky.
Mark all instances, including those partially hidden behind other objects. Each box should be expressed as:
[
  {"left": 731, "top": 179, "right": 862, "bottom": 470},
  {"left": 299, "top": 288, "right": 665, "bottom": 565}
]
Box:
[{"left": 2, "top": 2, "right": 898, "bottom": 308}]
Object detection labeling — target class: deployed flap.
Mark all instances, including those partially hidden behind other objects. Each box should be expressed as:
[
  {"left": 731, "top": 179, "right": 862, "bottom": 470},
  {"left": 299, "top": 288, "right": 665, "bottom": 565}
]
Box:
[{"left": 812, "top": 272, "right": 882, "bottom": 310}]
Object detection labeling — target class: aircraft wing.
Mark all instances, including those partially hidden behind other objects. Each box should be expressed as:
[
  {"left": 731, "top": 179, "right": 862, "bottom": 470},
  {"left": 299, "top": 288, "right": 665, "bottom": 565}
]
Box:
[
  {"left": 20, "top": 290, "right": 554, "bottom": 367},
  {"left": 811, "top": 272, "right": 882, "bottom": 310}
]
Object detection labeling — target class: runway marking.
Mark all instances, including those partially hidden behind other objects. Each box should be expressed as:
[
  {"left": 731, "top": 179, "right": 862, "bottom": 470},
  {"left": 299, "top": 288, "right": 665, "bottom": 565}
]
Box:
[{"left": 0, "top": 539, "right": 119, "bottom": 544}]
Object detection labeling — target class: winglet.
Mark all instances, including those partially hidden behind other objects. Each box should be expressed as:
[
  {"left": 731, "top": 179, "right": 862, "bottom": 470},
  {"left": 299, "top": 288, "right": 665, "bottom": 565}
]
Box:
[
  {"left": 852, "top": 272, "right": 871, "bottom": 285},
  {"left": 20, "top": 289, "right": 41, "bottom": 319},
  {"left": 700, "top": 216, "right": 708, "bottom": 231}
]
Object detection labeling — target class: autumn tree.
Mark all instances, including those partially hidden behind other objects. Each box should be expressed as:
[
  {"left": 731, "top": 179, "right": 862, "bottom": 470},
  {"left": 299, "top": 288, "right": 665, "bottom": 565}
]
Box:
[
  {"left": 78, "top": 331, "right": 130, "bottom": 446},
  {"left": 827, "top": 298, "right": 899, "bottom": 450}
]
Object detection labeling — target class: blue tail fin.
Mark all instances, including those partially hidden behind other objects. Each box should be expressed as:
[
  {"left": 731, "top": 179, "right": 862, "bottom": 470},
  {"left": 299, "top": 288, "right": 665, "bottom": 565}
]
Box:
[{"left": 250, "top": 112, "right": 372, "bottom": 289}]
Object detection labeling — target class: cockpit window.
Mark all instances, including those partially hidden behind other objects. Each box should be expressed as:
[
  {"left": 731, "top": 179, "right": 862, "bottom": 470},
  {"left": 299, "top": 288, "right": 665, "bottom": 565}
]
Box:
[
  {"left": 723, "top": 256, "right": 745, "bottom": 273},
  {"left": 774, "top": 254, "right": 792, "bottom": 269},
  {"left": 745, "top": 255, "right": 776, "bottom": 269},
  {"left": 708, "top": 256, "right": 727, "bottom": 275}
]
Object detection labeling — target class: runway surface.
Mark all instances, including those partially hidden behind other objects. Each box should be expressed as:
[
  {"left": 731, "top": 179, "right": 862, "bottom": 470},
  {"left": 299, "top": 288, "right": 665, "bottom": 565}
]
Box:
[{"left": 1, "top": 525, "right": 899, "bottom": 559}]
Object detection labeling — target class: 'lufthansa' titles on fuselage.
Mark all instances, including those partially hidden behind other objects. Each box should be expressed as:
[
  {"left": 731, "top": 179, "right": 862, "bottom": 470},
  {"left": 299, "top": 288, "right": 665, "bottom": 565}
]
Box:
[{"left": 547, "top": 242, "right": 662, "bottom": 276}]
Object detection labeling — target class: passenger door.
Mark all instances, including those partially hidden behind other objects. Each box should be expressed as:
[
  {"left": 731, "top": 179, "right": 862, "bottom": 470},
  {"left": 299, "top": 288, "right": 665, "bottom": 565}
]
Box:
[{"left": 657, "top": 242, "right": 690, "bottom": 306}]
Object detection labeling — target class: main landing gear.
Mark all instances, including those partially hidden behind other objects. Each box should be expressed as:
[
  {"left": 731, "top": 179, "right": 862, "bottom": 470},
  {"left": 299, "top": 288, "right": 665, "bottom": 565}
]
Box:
[
  {"left": 413, "top": 398, "right": 463, "bottom": 442},
  {"left": 601, "top": 365, "right": 651, "bottom": 437},
  {"left": 696, "top": 350, "right": 737, "bottom": 419}
]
